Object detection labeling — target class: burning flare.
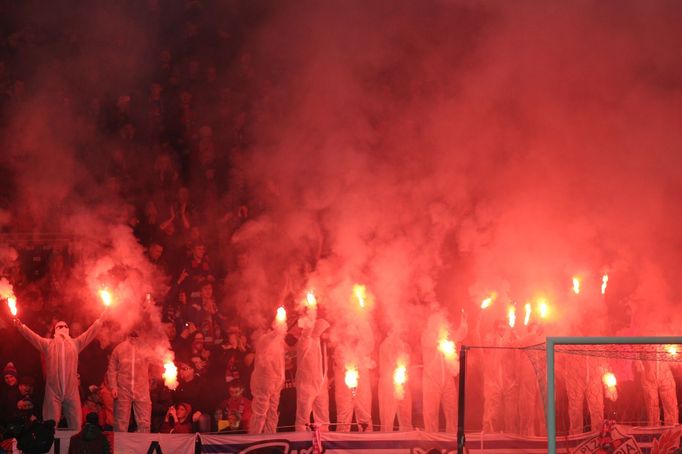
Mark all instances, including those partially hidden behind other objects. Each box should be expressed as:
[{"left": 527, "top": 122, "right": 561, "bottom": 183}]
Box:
[
  {"left": 481, "top": 293, "right": 497, "bottom": 309},
  {"left": 572, "top": 277, "right": 581, "bottom": 295},
  {"left": 537, "top": 299, "right": 549, "bottom": 319},
  {"left": 344, "top": 365, "right": 359, "bottom": 392},
  {"left": 523, "top": 303, "right": 531, "bottom": 326},
  {"left": 6, "top": 296, "right": 17, "bottom": 317},
  {"left": 602, "top": 372, "right": 617, "bottom": 388},
  {"left": 393, "top": 362, "right": 408, "bottom": 400},
  {"left": 507, "top": 305, "right": 516, "bottom": 328},
  {"left": 437, "top": 328, "right": 457, "bottom": 361},
  {"left": 163, "top": 360, "right": 178, "bottom": 390},
  {"left": 99, "top": 288, "right": 112, "bottom": 307},
  {"left": 601, "top": 274, "right": 609, "bottom": 295},
  {"left": 276, "top": 306, "right": 287, "bottom": 324},
  {"left": 353, "top": 284, "right": 367, "bottom": 309},
  {"left": 602, "top": 372, "right": 618, "bottom": 401},
  {"left": 666, "top": 345, "right": 678, "bottom": 357},
  {"left": 306, "top": 290, "right": 317, "bottom": 309}
]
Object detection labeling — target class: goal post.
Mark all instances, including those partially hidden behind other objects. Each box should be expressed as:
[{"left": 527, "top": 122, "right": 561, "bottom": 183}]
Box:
[{"left": 545, "top": 336, "right": 682, "bottom": 453}]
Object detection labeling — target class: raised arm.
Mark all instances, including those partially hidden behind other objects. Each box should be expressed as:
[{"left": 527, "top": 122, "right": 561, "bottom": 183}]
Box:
[
  {"left": 76, "top": 317, "right": 104, "bottom": 352},
  {"left": 15, "top": 319, "right": 50, "bottom": 352},
  {"left": 455, "top": 311, "right": 468, "bottom": 342}
]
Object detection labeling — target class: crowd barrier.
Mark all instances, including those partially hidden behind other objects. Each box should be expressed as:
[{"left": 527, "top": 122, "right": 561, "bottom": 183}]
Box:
[{"left": 4, "top": 425, "right": 677, "bottom": 454}]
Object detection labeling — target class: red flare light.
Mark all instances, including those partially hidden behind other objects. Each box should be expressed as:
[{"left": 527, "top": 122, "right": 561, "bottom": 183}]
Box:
[
  {"left": 163, "top": 360, "right": 178, "bottom": 390},
  {"left": 601, "top": 274, "right": 609, "bottom": 295},
  {"left": 602, "top": 372, "right": 617, "bottom": 401},
  {"left": 276, "top": 306, "right": 287, "bottom": 324},
  {"left": 507, "top": 305, "right": 516, "bottom": 328},
  {"left": 344, "top": 365, "right": 359, "bottom": 391},
  {"left": 306, "top": 291, "right": 317, "bottom": 309},
  {"left": 99, "top": 288, "right": 112, "bottom": 307},
  {"left": 7, "top": 296, "right": 17, "bottom": 317},
  {"left": 602, "top": 372, "right": 617, "bottom": 388},
  {"left": 481, "top": 293, "right": 496, "bottom": 309},
  {"left": 537, "top": 300, "right": 549, "bottom": 319},
  {"left": 572, "top": 277, "right": 581, "bottom": 295},
  {"left": 353, "top": 284, "right": 366, "bottom": 309},
  {"left": 523, "top": 303, "right": 531, "bottom": 326},
  {"left": 438, "top": 336, "right": 456, "bottom": 361},
  {"left": 393, "top": 362, "right": 407, "bottom": 400}
]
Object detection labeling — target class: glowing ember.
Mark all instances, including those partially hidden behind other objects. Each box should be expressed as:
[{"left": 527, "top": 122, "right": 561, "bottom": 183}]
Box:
[
  {"left": 481, "top": 293, "right": 496, "bottom": 309},
  {"left": 353, "top": 284, "right": 367, "bottom": 309},
  {"left": 163, "top": 360, "right": 178, "bottom": 390},
  {"left": 601, "top": 274, "right": 609, "bottom": 295},
  {"left": 523, "top": 303, "right": 531, "bottom": 326},
  {"left": 393, "top": 362, "right": 408, "bottom": 400},
  {"left": 602, "top": 372, "right": 617, "bottom": 388},
  {"left": 306, "top": 291, "right": 317, "bottom": 308},
  {"left": 276, "top": 306, "right": 287, "bottom": 323},
  {"left": 7, "top": 296, "right": 17, "bottom": 317},
  {"left": 344, "top": 365, "right": 359, "bottom": 390},
  {"left": 572, "top": 277, "right": 581, "bottom": 295},
  {"left": 99, "top": 288, "right": 112, "bottom": 307},
  {"left": 507, "top": 305, "right": 516, "bottom": 328},
  {"left": 666, "top": 345, "right": 678, "bottom": 357}
]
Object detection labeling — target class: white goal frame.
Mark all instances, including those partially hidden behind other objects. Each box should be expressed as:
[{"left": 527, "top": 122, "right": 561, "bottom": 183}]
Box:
[{"left": 545, "top": 336, "right": 682, "bottom": 453}]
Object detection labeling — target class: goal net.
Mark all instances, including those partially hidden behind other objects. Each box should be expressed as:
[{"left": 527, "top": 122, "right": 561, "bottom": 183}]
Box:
[{"left": 459, "top": 336, "right": 682, "bottom": 453}]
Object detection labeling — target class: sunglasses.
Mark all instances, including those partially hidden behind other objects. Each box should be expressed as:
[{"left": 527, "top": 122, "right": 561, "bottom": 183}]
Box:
[{"left": 56, "top": 325, "right": 69, "bottom": 330}]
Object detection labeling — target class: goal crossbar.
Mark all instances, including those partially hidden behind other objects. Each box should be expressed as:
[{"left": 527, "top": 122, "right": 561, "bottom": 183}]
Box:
[{"left": 545, "top": 336, "right": 682, "bottom": 453}]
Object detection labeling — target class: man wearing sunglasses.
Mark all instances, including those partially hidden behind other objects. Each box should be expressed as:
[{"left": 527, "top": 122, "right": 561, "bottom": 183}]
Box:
[{"left": 13, "top": 309, "right": 107, "bottom": 430}]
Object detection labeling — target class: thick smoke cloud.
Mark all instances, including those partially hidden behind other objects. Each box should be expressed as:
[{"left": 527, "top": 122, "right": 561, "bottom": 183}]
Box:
[
  {"left": 235, "top": 0, "right": 682, "bottom": 338},
  {"left": 1, "top": 0, "right": 681, "bottom": 356},
  {"left": 0, "top": 0, "right": 169, "bottom": 350}
]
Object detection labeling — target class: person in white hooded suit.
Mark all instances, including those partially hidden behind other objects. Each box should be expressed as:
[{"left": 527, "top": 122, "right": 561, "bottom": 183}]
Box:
[
  {"left": 13, "top": 313, "right": 105, "bottom": 429},
  {"left": 378, "top": 331, "right": 412, "bottom": 432},
  {"left": 421, "top": 308, "right": 467, "bottom": 433},
  {"left": 295, "top": 314, "right": 331, "bottom": 432},
  {"left": 249, "top": 318, "right": 287, "bottom": 434},
  {"left": 107, "top": 329, "right": 155, "bottom": 432}
]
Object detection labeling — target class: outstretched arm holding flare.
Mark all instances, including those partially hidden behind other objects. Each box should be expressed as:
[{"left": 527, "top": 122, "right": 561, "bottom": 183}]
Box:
[
  {"left": 10, "top": 305, "right": 108, "bottom": 430},
  {"left": 13, "top": 316, "right": 50, "bottom": 353}
]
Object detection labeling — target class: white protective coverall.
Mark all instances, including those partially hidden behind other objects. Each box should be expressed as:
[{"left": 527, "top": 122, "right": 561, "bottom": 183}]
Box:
[
  {"left": 637, "top": 357, "right": 678, "bottom": 426},
  {"left": 16, "top": 318, "right": 102, "bottom": 429},
  {"left": 481, "top": 324, "right": 519, "bottom": 433},
  {"left": 378, "top": 333, "right": 412, "bottom": 432},
  {"left": 516, "top": 324, "right": 544, "bottom": 436},
  {"left": 249, "top": 328, "right": 286, "bottom": 434},
  {"left": 106, "top": 336, "right": 154, "bottom": 432},
  {"left": 333, "top": 342, "right": 374, "bottom": 432},
  {"left": 421, "top": 311, "right": 467, "bottom": 433},
  {"left": 562, "top": 354, "right": 608, "bottom": 434},
  {"left": 295, "top": 318, "right": 331, "bottom": 431}
]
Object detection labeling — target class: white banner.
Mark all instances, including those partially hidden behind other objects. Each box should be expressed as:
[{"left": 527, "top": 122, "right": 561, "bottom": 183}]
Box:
[
  {"left": 50, "top": 430, "right": 78, "bottom": 454},
  {"left": 199, "top": 431, "right": 456, "bottom": 454},
  {"left": 112, "top": 432, "right": 196, "bottom": 454},
  {"left": 43, "top": 430, "right": 195, "bottom": 454},
  {"left": 320, "top": 431, "right": 457, "bottom": 453},
  {"left": 10, "top": 424, "right": 676, "bottom": 454},
  {"left": 200, "top": 431, "right": 315, "bottom": 453}
]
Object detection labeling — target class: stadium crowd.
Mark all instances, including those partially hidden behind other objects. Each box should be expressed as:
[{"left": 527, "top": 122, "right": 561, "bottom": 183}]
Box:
[{"left": 0, "top": 0, "right": 295, "bottom": 437}]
